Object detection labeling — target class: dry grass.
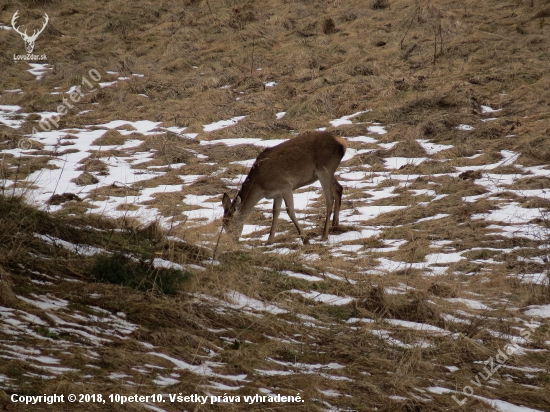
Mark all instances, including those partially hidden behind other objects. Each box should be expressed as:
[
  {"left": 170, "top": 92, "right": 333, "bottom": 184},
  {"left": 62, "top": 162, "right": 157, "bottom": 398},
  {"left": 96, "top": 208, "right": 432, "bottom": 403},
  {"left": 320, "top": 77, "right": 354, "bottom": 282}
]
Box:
[{"left": 1, "top": 0, "right": 550, "bottom": 410}]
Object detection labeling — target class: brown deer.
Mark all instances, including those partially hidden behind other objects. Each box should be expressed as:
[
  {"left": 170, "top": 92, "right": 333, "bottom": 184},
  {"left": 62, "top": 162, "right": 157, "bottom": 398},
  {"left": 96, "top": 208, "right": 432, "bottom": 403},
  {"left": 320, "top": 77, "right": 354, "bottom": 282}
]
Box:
[{"left": 222, "top": 131, "right": 347, "bottom": 244}]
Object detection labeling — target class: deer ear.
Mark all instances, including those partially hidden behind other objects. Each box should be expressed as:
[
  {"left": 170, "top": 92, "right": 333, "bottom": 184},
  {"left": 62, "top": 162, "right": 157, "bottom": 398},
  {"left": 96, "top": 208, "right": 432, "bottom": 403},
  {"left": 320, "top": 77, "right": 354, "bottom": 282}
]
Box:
[
  {"left": 222, "top": 193, "right": 232, "bottom": 213},
  {"left": 234, "top": 196, "right": 242, "bottom": 212}
]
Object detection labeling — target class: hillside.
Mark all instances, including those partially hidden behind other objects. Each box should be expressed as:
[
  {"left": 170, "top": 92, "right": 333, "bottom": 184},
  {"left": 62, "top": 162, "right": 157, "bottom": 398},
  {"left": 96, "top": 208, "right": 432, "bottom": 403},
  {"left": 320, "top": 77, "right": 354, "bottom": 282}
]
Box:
[{"left": 1, "top": 0, "right": 550, "bottom": 410}]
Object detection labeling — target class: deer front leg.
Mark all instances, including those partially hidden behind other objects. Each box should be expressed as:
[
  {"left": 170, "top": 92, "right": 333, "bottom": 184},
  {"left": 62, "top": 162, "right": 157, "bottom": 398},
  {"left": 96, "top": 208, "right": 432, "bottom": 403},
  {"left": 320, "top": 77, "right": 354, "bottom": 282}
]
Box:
[
  {"left": 266, "top": 196, "right": 283, "bottom": 245},
  {"left": 282, "top": 191, "right": 309, "bottom": 244}
]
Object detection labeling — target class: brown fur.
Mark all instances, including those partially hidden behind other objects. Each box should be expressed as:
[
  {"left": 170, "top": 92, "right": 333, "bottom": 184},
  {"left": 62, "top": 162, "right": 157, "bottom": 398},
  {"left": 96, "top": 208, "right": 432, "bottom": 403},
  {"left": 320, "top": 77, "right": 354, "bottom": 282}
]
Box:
[{"left": 222, "top": 131, "right": 347, "bottom": 244}]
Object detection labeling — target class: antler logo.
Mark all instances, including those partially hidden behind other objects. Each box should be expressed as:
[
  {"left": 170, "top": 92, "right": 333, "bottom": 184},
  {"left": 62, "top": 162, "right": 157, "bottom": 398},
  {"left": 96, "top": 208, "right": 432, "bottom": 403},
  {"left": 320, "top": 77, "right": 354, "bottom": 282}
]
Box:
[{"left": 11, "top": 11, "right": 49, "bottom": 54}]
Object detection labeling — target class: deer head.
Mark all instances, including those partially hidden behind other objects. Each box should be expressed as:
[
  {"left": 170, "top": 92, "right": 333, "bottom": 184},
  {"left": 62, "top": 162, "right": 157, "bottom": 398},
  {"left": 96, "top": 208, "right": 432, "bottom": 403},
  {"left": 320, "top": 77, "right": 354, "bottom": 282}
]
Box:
[
  {"left": 11, "top": 11, "right": 49, "bottom": 54},
  {"left": 222, "top": 193, "right": 244, "bottom": 239}
]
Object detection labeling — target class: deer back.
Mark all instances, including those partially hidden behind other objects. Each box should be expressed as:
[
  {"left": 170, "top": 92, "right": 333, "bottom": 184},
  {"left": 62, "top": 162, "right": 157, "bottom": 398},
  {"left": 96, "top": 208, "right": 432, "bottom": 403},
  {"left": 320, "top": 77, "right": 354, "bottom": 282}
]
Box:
[{"left": 239, "top": 131, "right": 346, "bottom": 198}]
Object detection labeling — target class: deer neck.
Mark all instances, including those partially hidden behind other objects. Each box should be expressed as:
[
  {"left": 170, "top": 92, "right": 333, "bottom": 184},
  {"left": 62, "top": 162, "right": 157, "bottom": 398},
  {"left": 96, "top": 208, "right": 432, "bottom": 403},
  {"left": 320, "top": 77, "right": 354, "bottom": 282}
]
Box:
[{"left": 236, "top": 176, "right": 264, "bottom": 220}]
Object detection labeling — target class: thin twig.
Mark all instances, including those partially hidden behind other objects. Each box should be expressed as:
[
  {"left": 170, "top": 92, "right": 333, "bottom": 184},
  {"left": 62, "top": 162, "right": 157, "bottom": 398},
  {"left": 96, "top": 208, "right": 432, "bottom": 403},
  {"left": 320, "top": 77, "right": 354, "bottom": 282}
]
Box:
[
  {"left": 250, "top": 36, "right": 255, "bottom": 76},
  {"left": 211, "top": 224, "right": 224, "bottom": 269},
  {"left": 400, "top": 6, "right": 419, "bottom": 49},
  {"left": 50, "top": 156, "right": 68, "bottom": 208},
  {"left": 11, "top": 154, "right": 22, "bottom": 199},
  {"left": 205, "top": 1, "right": 216, "bottom": 21}
]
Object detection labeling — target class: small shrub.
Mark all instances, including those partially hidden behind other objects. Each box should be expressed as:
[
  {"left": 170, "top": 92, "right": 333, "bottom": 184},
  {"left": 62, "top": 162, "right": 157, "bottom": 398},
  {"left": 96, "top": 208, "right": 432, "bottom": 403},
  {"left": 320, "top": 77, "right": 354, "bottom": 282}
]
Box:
[
  {"left": 90, "top": 253, "right": 191, "bottom": 295},
  {"left": 322, "top": 18, "right": 337, "bottom": 34},
  {"left": 47, "top": 193, "right": 82, "bottom": 205},
  {"left": 36, "top": 326, "right": 61, "bottom": 340},
  {"left": 91, "top": 253, "right": 135, "bottom": 286}
]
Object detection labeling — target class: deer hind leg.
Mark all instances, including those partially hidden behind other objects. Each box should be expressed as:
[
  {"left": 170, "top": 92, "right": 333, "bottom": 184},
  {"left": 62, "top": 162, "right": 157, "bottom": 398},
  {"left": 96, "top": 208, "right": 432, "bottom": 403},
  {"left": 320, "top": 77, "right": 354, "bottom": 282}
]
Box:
[
  {"left": 318, "top": 171, "right": 335, "bottom": 241},
  {"left": 331, "top": 177, "right": 343, "bottom": 227},
  {"left": 281, "top": 190, "right": 308, "bottom": 244},
  {"left": 267, "top": 196, "right": 283, "bottom": 245}
]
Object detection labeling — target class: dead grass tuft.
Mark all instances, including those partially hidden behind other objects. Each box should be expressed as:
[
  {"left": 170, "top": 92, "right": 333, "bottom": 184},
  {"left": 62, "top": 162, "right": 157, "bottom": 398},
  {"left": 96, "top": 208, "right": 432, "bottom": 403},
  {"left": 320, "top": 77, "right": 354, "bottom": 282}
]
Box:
[
  {"left": 201, "top": 143, "right": 262, "bottom": 164},
  {"left": 0, "top": 268, "right": 17, "bottom": 307},
  {"left": 71, "top": 171, "right": 99, "bottom": 186},
  {"left": 508, "top": 176, "right": 550, "bottom": 190},
  {"left": 47, "top": 193, "right": 82, "bottom": 205},
  {"left": 76, "top": 158, "right": 109, "bottom": 174},
  {"left": 517, "top": 135, "right": 550, "bottom": 165},
  {"left": 521, "top": 196, "right": 550, "bottom": 209},
  {"left": 458, "top": 170, "right": 482, "bottom": 180},
  {"left": 427, "top": 282, "right": 457, "bottom": 298},
  {"left": 355, "top": 285, "right": 388, "bottom": 316},
  {"left": 398, "top": 159, "right": 456, "bottom": 175},
  {"left": 137, "top": 133, "right": 195, "bottom": 165},
  {"left": 91, "top": 129, "right": 126, "bottom": 146},
  {"left": 386, "top": 138, "right": 427, "bottom": 157},
  {"left": 472, "top": 119, "right": 519, "bottom": 140},
  {"left": 394, "top": 291, "right": 441, "bottom": 324},
  {"left": 88, "top": 184, "right": 141, "bottom": 200}
]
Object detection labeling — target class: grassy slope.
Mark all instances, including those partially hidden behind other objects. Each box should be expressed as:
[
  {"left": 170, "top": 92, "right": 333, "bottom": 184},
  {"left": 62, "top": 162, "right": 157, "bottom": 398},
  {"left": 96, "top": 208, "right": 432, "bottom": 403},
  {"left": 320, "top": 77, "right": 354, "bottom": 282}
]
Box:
[{"left": 1, "top": 0, "right": 550, "bottom": 411}]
